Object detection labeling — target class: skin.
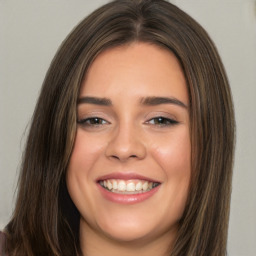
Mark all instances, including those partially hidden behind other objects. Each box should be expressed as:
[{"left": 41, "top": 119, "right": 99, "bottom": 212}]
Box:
[{"left": 67, "top": 42, "right": 191, "bottom": 256}]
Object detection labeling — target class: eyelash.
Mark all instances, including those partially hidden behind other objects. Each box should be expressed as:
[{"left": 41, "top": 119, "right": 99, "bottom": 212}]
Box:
[
  {"left": 146, "top": 116, "right": 179, "bottom": 126},
  {"left": 77, "top": 116, "right": 178, "bottom": 127},
  {"left": 77, "top": 117, "right": 108, "bottom": 126}
]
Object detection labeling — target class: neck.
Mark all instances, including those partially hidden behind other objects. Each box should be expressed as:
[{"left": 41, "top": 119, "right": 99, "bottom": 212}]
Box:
[{"left": 79, "top": 219, "right": 177, "bottom": 256}]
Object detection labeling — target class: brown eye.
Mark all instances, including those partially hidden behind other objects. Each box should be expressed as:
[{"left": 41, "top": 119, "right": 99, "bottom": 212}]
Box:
[
  {"left": 147, "top": 117, "right": 178, "bottom": 126},
  {"left": 77, "top": 117, "right": 108, "bottom": 126}
]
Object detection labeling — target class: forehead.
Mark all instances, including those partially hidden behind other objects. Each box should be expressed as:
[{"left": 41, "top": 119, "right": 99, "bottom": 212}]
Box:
[{"left": 80, "top": 42, "right": 188, "bottom": 105}]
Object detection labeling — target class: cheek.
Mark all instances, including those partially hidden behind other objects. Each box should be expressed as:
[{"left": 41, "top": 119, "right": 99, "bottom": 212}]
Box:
[
  {"left": 69, "top": 130, "right": 105, "bottom": 172},
  {"left": 144, "top": 129, "right": 191, "bottom": 232},
  {"left": 66, "top": 131, "right": 105, "bottom": 204},
  {"left": 151, "top": 129, "right": 191, "bottom": 175},
  {"left": 66, "top": 131, "right": 108, "bottom": 223},
  {"left": 151, "top": 128, "right": 191, "bottom": 209}
]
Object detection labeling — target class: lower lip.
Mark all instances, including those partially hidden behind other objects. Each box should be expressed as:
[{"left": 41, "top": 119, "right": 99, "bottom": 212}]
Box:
[{"left": 97, "top": 183, "right": 161, "bottom": 204}]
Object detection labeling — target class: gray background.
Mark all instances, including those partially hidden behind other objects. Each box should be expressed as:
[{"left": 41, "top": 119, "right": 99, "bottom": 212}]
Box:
[{"left": 0, "top": 0, "right": 256, "bottom": 255}]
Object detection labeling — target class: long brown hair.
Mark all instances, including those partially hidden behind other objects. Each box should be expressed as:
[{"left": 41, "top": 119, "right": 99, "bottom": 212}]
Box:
[{"left": 4, "top": 0, "right": 235, "bottom": 255}]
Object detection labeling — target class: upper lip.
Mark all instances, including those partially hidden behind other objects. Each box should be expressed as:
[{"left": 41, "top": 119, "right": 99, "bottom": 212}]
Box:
[{"left": 96, "top": 172, "right": 161, "bottom": 183}]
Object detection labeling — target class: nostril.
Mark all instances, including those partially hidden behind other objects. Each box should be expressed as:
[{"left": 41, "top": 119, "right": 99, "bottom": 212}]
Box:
[{"left": 111, "top": 154, "right": 137, "bottom": 160}]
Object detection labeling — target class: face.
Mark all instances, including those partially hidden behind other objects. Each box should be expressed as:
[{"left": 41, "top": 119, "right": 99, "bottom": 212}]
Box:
[{"left": 67, "top": 42, "right": 191, "bottom": 246}]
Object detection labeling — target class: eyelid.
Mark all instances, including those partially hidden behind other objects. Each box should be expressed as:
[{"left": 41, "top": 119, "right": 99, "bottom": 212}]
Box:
[
  {"left": 77, "top": 116, "right": 109, "bottom": 124},
  {"left": 145, "top": 116, "right": 179, "bottom": 126},
  {"left": 77, "top": 109, "right": 111, "bottom": 121},
  {"left": 145, "top": 111, "right": 178, "bottom": 120}
]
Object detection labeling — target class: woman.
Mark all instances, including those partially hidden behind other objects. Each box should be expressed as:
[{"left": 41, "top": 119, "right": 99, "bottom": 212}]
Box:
[{"left": 1, "top": 0, "right": 235, "bottom": 255}]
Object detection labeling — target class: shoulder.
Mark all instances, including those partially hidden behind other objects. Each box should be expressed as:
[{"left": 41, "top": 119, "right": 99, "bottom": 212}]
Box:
[{"left": 0, "top": 231, "right": 7, "bottom": 256}]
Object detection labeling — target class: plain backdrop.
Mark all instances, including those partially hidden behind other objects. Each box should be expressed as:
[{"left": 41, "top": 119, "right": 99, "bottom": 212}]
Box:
[{"left": 0, "top": 0, "right": 256, "bottom": 255}]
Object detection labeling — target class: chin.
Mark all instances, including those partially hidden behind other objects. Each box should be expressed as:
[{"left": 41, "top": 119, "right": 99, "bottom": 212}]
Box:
[
  {"left": 100, "top": 225, "right": 158, "bottom": 243},
  {"left": 92, "top": 209, "right": 176, "bottom": 244}
]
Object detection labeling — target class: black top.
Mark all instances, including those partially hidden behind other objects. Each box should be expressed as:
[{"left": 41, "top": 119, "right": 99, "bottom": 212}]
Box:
[{"left": 0, "top": 231, "right": 7, "bottom": 256}]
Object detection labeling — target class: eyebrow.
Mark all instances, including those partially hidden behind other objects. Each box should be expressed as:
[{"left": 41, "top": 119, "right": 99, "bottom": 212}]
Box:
[
  {"left": 77, "top": 96, "right": 112, "bottom": 106},
  {"left": 140, "top": 96, "right": 188, "bottom": 108},
  {"left": 77, "top": 96, "right": 188, "bottom": 108}
]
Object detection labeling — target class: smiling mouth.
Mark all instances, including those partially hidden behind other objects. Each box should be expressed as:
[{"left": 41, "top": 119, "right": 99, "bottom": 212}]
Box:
[{"left": 99, "top": 179, "right": 160, "bottom": 194}]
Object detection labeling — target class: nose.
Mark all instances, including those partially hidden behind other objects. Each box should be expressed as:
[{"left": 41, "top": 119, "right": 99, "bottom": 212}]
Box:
[{"left": 105, "top": 122, "right": 146, "bottom": 162}]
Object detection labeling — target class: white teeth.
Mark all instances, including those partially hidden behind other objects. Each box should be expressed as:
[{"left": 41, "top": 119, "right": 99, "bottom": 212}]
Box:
[
  {"left": 113, "top": 180, "right": 118, "bottom": 189},
  {"left": 107, "top": 180, "right": 112, "bottom": 190},
  {"left": 118, "top": 181, "right": 126, "bottom": 191},
  {"left": 142, "top": 181, "right": 148, "bottom": 191},
  {"left": 135, "top": 182, "right": 142, "bottom": 191},
  {"left": 126, "top": 182, "right": 136, "bottom": 192},
  {"left": 99, "top": 179, "right": 159, "bottom": 194}
]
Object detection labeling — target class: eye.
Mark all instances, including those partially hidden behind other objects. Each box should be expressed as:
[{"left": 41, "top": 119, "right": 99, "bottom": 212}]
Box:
[
  {"left": 147, "top": 116, "right": 179, "bottom": 126},
  {"left": 77, "top": 117, "right": 108, "bottom": 126}
]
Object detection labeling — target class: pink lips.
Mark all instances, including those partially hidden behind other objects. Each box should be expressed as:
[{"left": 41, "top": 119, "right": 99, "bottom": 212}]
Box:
[{"left": 96, "top": 172, "right": 161, "bottom": 204}]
